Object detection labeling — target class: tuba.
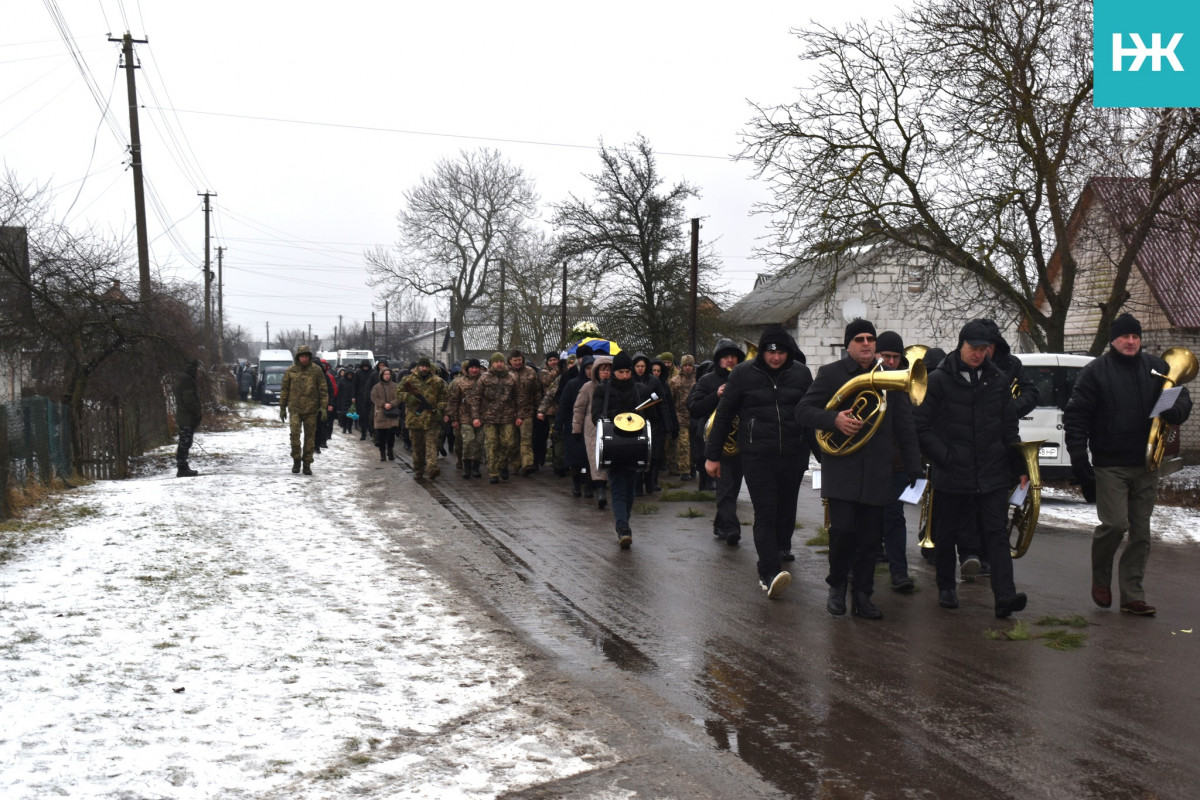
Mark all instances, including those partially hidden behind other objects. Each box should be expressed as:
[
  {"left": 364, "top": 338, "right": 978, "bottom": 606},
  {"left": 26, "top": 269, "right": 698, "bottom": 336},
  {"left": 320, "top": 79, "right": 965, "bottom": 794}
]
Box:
[
  {"left": 816, "top": 358, "right": 927, "bottom": 456},
  {"left": 1008, "top": 440, "right": 1044, "bottom": 558},
  {"left": 1146, "top": 347, "right": 1198, "bottom": 471},
  {"left": 703, "top": 340, "right": 758, "bottom": 457},
  {"left": 917, "top": 466, "right": 935, "bottom": 551}
]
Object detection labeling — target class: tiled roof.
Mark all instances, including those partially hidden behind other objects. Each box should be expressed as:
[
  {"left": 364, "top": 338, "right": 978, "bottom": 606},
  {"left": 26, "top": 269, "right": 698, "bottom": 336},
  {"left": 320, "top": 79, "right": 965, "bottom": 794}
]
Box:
[{"left": 1090, "top": 177, "right": 1200, "bottom": 329}]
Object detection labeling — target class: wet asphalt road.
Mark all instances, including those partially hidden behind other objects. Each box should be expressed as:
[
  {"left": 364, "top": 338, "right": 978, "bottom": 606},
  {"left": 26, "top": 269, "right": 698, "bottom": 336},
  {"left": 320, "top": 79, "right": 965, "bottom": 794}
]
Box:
[{"left": 367, "top": 442, "right": 1200, "bottom": 800}]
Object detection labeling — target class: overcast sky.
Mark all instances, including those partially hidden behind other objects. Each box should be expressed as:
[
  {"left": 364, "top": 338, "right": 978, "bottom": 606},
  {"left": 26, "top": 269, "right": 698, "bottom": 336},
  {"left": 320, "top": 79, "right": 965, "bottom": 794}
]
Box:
[{"left": 3, "top": 0, "right": 906, "bottom": 346}]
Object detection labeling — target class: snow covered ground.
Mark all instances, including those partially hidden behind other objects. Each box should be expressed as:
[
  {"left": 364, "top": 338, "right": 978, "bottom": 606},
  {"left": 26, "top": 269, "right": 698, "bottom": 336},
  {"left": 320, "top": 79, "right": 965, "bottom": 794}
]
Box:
[
  {"left": 1039, "top": 465, "right": 1200, "bottom": 544},
  {"left": 0, "top": 406, "right": 623, "bottom": 799}
]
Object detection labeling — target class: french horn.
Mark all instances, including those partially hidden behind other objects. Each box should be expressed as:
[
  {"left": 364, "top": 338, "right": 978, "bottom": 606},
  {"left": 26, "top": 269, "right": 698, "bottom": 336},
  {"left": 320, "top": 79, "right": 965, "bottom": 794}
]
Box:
[{"left": 1146, "top": 347, "right": 1198, "bottom": 471}]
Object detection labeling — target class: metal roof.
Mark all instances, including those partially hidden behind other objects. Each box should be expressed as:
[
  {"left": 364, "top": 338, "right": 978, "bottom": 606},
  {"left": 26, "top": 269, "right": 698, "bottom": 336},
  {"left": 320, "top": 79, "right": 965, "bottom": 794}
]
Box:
[{"left": 1089, "top": 177, "right": 1200, "bottom": 329}]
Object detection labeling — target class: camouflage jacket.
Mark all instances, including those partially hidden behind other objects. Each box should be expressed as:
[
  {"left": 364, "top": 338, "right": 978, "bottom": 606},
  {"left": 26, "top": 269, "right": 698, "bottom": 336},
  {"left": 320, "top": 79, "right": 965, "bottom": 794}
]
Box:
[
  {"left": 538, "top": 374, "right": 562, "bottom": 417},
  {"left": 398, "top": 371, "right": 447, "bottom": 430},
  {"left": 280, "top": 360, "right": 328, "bottom": 415},
  {"left": 446, "top": 373, "right": 481, "bottom": 426},
  {"left": 668, "top": 372, "right": 696, "bottom": 426},
  {"left": 477, "top": 364, "right": 517, "bottom": 424},
  {"left": 510, "top": 364, "right": 543, "bottom": 420}
]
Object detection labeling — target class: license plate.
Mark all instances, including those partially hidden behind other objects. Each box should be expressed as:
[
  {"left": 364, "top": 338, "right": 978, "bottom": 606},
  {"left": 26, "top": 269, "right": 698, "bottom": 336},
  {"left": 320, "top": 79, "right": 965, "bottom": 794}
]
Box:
[{"left": 1038, "top": 445, "right": 1058, "bottom": 459}]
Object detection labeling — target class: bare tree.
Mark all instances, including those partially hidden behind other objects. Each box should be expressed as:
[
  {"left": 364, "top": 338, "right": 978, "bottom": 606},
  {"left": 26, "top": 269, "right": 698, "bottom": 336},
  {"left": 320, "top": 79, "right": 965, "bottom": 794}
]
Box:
[
  {"left": 743, "top": 0, "right": 1200, "bottom": 353},
  {"left": 552, "top": 136, "right": 724, "bottom": 355},
  {"left": 366, "top": 148, "right": 539, "bottom": 357}
]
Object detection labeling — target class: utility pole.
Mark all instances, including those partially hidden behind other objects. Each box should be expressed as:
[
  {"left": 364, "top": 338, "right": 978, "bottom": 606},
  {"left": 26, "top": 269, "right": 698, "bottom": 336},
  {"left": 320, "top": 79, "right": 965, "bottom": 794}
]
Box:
[
  {"left": 371, "top": 312, "right": 376, "bottom": 353},
  {"left": 497, "top": 257, "right": 506, "bottom": 352},
  {"left": 690, "top": 218, "right": 699, "bottom": 359},
  {"left": 216, "top": 246, "right": 225, "bottom": 365},
  {"left": 561, "top": 261, "right": 568, "bottom": 349},
  {"left": 199, "top": 191, "right": 217, "bottom": 360},
  {"left": 337, "top": 315, "right": 342, "bottom": 350},
  {"left": 384, "top": 301, "right": 389, "bottom": 357},
  {"left": 266, "top": 322, "right": 270, "bottom": 348},
  {"left": 110, "top": 32, "right": 151, "bottom": 301}
]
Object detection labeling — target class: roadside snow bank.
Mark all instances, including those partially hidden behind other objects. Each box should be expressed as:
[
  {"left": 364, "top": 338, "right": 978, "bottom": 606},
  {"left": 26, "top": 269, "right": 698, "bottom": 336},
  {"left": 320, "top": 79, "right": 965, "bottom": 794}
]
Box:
[{"left": 0, "top": 407, "right": 615, "bottom": 799}]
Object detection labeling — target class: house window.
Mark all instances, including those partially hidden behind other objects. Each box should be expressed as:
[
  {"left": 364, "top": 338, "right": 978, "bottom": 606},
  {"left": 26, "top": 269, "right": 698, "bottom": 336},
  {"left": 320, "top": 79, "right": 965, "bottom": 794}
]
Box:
[{"left": 907, "top": 264, "right": 926, "bottom": 293}]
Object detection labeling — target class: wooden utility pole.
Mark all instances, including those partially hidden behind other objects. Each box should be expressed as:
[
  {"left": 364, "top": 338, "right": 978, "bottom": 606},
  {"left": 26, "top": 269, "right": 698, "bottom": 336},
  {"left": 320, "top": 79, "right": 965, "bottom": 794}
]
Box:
[
  {"left": 216, "top": 246, "right": 225, "bottom": 365},
  {"left": 497, "top": 258, "right": 507, "bottom": 352},
  {"left": 199, "top": 191, "right": 217, "bottom": 360},
  {"left": 561, "top": 261, "right": 568, "bottom": 348},
  {"left": 690, "top": 218, "right": 699, "bottom": 358},
  {"left": 110, "top": 33, "right": 151, "bottom": 301}
]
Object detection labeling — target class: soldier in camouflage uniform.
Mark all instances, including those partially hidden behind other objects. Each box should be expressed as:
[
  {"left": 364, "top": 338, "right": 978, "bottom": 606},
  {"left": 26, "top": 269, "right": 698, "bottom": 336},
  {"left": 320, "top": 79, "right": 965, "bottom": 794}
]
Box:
[
  {"left": 399, "top": 356, "right": 448, "bottom": 479},
  {"left": 507, "top": 349, "right": 543, "bottom": 477},
  {"left": 667, "top": 354, "right": 697, "bottom": 478},
  {"left": 537, "top": 358, "right": 567, "bottom": 476},
  {"left": 446, "top": 358, "right": 484, "bottom": 479},
  {"left": 280, "top": 345, "right": 330, "bottom": 475},
  {"left": 476, "top": 351, "right": 518, "bottom": 483},
  {"left": 532, "top": 353, "right": 561, "bottom": 473}
]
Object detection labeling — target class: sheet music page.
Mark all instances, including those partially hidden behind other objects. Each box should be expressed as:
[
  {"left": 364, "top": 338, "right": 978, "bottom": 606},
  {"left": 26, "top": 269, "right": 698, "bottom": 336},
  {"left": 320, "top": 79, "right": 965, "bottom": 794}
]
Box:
[
  {"left": 1009, "top": 483, "right": 1029, "bottom": 507},
  {"left": 1149, "top": 386, "right": 1182, "bottom": 418},
  {"left": 899, "top": 479, "right": 927, "bottom": 505},
  {"left": 811, "top": 469, "right": 821, "bottom": 491}
]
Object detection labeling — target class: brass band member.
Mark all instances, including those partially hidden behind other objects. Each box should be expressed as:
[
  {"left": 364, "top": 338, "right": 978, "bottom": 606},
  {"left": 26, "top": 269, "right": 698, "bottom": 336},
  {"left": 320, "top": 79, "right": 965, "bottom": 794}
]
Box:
[
  {"left": 1064, "top": 313, "right": 1192, "bottom": 616},
  {"left": 687, "top": 340, "right": 747, "bottom": 545},
  {"left": 914, "top": 320, "right": 1028, "bottom": 618},
  {"left": 706, "top": 326, "right": 815, "bottom": 599},
  {"left": 797, "top": 320, "right": 922, "bottom": 619}
]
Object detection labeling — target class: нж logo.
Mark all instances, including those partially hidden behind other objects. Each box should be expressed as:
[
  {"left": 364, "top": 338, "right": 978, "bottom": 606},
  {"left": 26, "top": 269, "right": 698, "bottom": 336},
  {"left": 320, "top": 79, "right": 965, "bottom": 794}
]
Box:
[{"left": 1112, "top": 33, "right": 1185, "bottom": 72}]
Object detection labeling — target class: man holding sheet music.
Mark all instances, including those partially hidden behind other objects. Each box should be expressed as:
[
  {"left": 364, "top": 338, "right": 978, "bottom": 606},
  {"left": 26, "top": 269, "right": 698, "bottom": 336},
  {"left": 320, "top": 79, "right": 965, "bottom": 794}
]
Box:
[
  {"left": 914, "top": 320, "right": 1029, "bottom": 619},
  {"left": 1064, "top": 313, "right": 1192, "bottom": 617}
]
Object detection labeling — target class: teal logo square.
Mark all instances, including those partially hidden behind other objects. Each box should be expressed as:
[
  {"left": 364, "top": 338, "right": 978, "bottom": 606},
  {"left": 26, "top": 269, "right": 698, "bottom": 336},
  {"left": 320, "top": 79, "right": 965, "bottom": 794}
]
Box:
[{"left": 1095, "top": 0, "right": 1200, "bottom": 107}]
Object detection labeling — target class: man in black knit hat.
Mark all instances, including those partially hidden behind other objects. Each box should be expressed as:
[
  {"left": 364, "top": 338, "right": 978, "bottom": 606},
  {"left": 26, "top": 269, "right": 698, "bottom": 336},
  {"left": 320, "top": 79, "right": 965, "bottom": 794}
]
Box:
[
  {"left": 798, "top": 319, "right": 922, "bottom": 619},
  {"left": 1064, "top": 313, "right": 1192, "bottom": 616}
]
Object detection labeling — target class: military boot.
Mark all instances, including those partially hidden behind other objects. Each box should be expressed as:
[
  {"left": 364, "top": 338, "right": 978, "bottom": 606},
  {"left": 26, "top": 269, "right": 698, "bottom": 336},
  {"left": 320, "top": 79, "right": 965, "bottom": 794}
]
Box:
[
  {"left": 176, "top": 464, "right": 198, "bottom": 478},
  {"left": 292, "top": 459, "right": 301, "bottom": 474}
]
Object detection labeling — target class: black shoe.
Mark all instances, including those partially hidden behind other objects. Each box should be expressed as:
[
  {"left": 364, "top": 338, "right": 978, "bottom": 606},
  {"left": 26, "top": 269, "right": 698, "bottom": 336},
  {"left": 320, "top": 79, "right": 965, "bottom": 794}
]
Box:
[
  {"left": 583, "top": 484, "right": 594, "bottom": 499},
  {"left": 617, "top": 523, "right": 632, "bottom": 549},
  {"left": 471, "top": 462, "right": 481, "bottom": 478},
  {"left": 779, "top": 550, "right": 795, "bottom": 562},
  {"left": 960, "top": 556, "right": 981, "bottom": 579},
  {"left": 938, "top": 588, "right": 959, "bottom": 609},
  {"left": 827, "top": 585, "right": 847, "bottom": 616},
  {"left": 521, "top": 465, "right": 535, "bottom": 477},
  {"left": 725, "top": 530, "right": 741, "bottom": 546},
  {"left": 302, "top": 463, "right": 312, "bottom": 476},
  {"left": 851, "top": 591, "right": 883, "bottom": 620},
  {"left": 978, "top": 561, "right": 991, "bottom": 578},
  {"left": 388, "top": 451, "right": 395, "bottom": 461},
  {"left": 380, "top": 452, "right": 387, "bottom": 462},
  {"left": 463, "top": 466, "right": 472, "bottom": 479},
  {"left": 713, "top": 529, "right": 727, "bottom": 541},
  {"left": 760, "top": 571, "right": 792, "bottom": 599},
  {"left": 597, "top": 487, "right": 607, "bottom": 510},
  {"left": 500, "top": 468, "right": 510, "bottom": 480},
  {"left": 490, "top": 476, "right": 500, "bottom": 484},
  {"left": 891, "top": 575, "right": 915, "bottom": 594},
  {"left": 995, "top": 593, "right": 1028, "bottom": 619},
  {"left": 292, "top": 459, "right": 301, "bottom": 474},
  {"left": 572, "top": 482, "right": 582, "bottom": 498},
  {"left": 176, "top": 466, "right": 198, "bottom": 478}
]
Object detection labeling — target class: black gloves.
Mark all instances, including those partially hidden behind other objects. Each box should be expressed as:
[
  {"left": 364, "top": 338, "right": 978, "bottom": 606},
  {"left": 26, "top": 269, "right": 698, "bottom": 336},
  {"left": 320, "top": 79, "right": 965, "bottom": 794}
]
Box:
[{"left": 1072, "top": 459, "right": 1096, "bottom": 503}]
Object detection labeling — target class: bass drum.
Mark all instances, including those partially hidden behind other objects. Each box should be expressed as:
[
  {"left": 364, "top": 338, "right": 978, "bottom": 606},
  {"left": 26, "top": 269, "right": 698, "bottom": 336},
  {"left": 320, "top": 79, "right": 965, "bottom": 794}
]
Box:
[{"left": 596, "top": 417, "right": 652, "bottom": 472}]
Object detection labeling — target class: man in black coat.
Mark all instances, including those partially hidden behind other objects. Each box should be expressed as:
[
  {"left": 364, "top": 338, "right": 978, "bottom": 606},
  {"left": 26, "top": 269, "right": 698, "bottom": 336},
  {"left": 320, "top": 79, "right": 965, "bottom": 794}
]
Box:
[
  {"left": 1064, "top": 313, "right": 1192, "bottom": 616},
  {"left": 592, "top": 352, "right": 654, "bottom": 548},
  {"left": 173, "top": 359, "right": 202, "bottom": 477},
  {"left": 798, "top": 320, "right": 922, "bottom": 619},
  {"left": 352, "top": 361, "right": 374, "bottom": 440},
  {"left": 706, "top": 326, "right": 815, "bottom": 599},
  {"left": 687, "top": 339, "right": 746, "bottom": 545},
  {"left": 914, "top": 320, "right": 1029, "bottom": 619}
]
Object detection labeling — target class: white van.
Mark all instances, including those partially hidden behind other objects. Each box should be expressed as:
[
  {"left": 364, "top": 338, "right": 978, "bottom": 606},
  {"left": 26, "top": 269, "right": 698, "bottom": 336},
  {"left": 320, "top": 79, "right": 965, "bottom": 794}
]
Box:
[
  {"left": 336, "top": 349, "right": 375, "bottom": 369},
  {"left": 256, "top": 348, "right": 294, "bottom": 404},
  {"left": 1015, "top": 353, "right": 1094, "bottom": 480}
]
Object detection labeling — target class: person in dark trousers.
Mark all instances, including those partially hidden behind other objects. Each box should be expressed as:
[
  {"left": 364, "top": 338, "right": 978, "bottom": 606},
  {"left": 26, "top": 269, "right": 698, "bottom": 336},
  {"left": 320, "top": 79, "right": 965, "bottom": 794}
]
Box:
[
  {"left": 798, "top": 320, "right": 923, "bottom": 619},
  {"left": 687, "top": 340, "right": 747, "bottom": 545},
  {"left": 1064, "top": 313, "right": 1192, "bottom": 616},
  {"left": 591, "top": 351, "right": 653, "bottom": 548},
  {"left": 874, "top": 331, "right": 917, "bottom": 593},
  {"left": 706, "top": 326, "right": 815, "bottom": 599},
  {"left": 353, "top": 361, "right": 374, "bottom": 441},
  {"left": 173, "top": 359, "right": 202, "bottom": 477},
  {"left": 558, "top": 355, "right": 595, "bottom": 497},
  {"left": 631, "top": 352, "right": 672, "bottom": 495},
  {"left": 335, "top": 368, "right": 356, "bottom": 433},
  {"left": 914, "top": 320, "right": 1028, "bottom": 619}
]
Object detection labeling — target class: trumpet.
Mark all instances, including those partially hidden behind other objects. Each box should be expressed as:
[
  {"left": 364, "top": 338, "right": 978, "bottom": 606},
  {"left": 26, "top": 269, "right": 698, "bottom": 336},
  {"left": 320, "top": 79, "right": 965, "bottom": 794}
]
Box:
[
  {"left": 816, "top": 358, "right": 927, "bottom": 456},
  {"left": 1008, "top": 440, "right": 1044, "bottom": 558},
  {"left": 1146, "top": 347, "right": 1198, "bottom": 471}
]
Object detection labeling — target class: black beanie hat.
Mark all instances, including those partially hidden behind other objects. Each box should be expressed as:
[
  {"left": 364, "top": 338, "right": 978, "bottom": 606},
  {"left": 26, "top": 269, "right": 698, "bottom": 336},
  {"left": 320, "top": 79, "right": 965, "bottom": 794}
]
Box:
[
  {"left": 464, "top": 358, "right": 482, "bottom": 370},
  {"left": 875, "top": 331, "right": 904, "bottom": 354},
  {"left": 959, "top": 320, "right": 993, "bottom": 348},
  {"left": 758, "top": 324, "right": 794, "bottom": 354},
  {"left": 844, "top": 319, "right": 877, "bottom": 348},
  {"left": 611, "top": 352, "right": 634, "bottom": 372},
  {"left": 1110, "top": 313, "right": 1142, "bottom": 340}
]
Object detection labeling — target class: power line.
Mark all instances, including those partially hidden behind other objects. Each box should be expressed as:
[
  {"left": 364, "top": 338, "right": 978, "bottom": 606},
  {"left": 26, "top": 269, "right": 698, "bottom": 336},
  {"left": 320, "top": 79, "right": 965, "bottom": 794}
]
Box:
[{"left": 141, "top": 106, "right": 736, "bottom": 161}]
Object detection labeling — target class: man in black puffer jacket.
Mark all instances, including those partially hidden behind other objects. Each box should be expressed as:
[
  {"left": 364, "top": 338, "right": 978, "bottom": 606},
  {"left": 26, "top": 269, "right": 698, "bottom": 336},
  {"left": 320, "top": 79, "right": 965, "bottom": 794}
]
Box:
[
  {"left": 1064, "top": 313, "right": 1192, "bottom": 617},
  {"left": 687, "top": 339, "right": 746, "bottom": 544},
  {"left": 914, "top": 320, "right": 1028, "bottom": 619},
  {"left": 707, "top": 326, "right": 815, "bottom": 599},
  {"left": 799, "top": 320, "right": 923, "bottom": 619}
]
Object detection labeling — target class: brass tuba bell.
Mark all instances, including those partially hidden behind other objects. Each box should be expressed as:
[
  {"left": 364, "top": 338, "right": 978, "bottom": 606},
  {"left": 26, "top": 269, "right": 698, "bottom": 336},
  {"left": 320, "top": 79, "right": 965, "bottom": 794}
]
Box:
[
  {"left": 1008, "top": 440, "right": 1044, "bottom": 558},
  {"left": 1146, "top": 347, "right": 1198, "bottom": 471},
  {"left": 816, "top": 358, "right": 927, "bottom": 456}
]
